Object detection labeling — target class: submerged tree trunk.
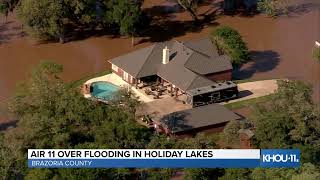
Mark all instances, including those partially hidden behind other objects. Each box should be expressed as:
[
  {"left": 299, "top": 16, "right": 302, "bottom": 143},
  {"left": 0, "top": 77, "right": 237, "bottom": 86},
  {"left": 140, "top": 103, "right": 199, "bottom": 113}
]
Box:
[
  {"left": 188, "top": 9, "right": 199, "bottom": 23},
  {"left": 176, "top": 0, "right": 199, "bottom": 23},
  {"left": 131, "top": 35, "right": 135, "bottom": 46},
  {"left": 59, "top": 34, "right": 65, "bottom": 44}
]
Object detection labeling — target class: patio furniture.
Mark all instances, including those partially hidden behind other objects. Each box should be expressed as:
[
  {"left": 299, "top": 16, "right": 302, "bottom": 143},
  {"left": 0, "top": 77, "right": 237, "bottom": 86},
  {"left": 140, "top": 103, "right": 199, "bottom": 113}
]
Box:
[
  {"left": 137, "top": 83, "right": 144, "bottom": 89},
  {"left": 158, "top": 85, "right": 167, "bottom": 93},
  {"left": 151, "top": 85, "right": 157, "bottom": 91},
  {"left": 153, "top": 92, "right": 160, "bottom": 99},
  {"left": 144, "top": 88, "right": 152, "bottom": 95}
]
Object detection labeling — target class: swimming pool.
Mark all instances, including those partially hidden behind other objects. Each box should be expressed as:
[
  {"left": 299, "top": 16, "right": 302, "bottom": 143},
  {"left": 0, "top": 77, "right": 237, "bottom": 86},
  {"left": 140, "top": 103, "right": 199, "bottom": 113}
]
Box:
[{"left": 91, "top": 81, "right": 119, "bottom": 100}]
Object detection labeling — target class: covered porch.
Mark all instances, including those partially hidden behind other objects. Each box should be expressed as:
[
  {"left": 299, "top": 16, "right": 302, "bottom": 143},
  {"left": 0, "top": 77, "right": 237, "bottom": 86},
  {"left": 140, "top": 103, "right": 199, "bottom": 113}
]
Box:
[{"left": 134, "top": 75, "right": 186, "bottom": 101}]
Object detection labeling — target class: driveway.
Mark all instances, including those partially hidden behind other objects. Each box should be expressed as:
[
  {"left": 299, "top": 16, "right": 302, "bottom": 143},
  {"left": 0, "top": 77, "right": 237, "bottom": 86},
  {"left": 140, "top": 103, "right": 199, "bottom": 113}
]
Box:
[{"left": 223, "top": 80, "right": 278, "bottom": 104}]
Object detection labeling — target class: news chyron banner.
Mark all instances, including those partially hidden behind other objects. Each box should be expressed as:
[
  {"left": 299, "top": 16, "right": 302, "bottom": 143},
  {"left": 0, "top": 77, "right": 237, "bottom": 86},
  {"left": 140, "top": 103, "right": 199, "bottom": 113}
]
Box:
[{"left": 28, "top": 149, "right": 300, "bottom": 168}]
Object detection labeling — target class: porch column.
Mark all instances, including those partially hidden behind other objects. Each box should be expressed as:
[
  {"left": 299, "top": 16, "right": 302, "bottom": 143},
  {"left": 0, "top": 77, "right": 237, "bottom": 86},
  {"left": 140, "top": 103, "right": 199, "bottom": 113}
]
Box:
[
  {"left": 135, "top": 78, "right": 138, "bottom": 89},
  {"left": 170, "top": 84, "right": 173, "bottom": 96},
  {"left": 175, "top": 88, "right": 178, "bottom": 97}
]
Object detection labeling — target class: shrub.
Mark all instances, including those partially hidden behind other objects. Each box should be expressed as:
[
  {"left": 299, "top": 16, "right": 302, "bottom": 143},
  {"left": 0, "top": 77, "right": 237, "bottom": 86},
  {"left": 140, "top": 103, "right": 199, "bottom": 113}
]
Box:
[
  {"left": 312, "top": 46, "right": 320, "bottom": 62},
  {"left": 257, "top": 0, "right": 277, "bottom": 17},
  {"left": 210, "top": 26, "right": 250, "bottom": 66},
  {"left": 257, "top": 0, "right": 289, "bottom": 17}
]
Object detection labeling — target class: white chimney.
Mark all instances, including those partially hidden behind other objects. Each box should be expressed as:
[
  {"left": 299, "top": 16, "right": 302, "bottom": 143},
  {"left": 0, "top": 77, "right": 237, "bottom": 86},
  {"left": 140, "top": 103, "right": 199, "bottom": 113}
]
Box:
[{"left": 162, "top": 46, "right": 169, "bottom": 64}]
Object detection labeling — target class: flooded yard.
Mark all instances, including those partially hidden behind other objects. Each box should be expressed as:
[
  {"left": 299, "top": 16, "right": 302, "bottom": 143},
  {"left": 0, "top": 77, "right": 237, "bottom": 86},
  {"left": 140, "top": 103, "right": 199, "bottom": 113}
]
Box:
[{"left": 1, "top": 0, "right": 320, "bottom": 123}]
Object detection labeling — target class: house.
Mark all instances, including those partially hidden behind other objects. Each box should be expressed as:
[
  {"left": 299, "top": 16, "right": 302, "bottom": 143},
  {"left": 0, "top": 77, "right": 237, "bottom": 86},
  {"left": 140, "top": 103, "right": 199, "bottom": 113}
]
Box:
[
  {"left": 155, "top": 103, "right": 243, "bottom": 137},
  {"left": 109, "top": 38, "right": 237, "bottom": 107},
  {"left": 109, "top": 38, "right": 232, "bottom": 86},
  {"left": 109, "top": 37, "right": 242, "bottom": 136}
]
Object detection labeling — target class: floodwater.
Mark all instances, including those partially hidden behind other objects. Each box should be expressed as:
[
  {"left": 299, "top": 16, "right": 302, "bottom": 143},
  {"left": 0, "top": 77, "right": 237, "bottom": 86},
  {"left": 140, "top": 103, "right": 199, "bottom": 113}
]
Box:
[{"left": 1, "top": 0, "right": 320, "bottom": 123}]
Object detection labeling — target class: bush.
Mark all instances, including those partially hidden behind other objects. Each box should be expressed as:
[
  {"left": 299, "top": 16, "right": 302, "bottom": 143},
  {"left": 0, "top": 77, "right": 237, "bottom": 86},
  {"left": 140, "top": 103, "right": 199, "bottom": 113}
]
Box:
[
  {"left": 257, "top": 0, "right": 277, "bottom": 17},
  {"left": 210, "top": 26, "right": 250, "bottom": 66},
  {"left": 257, "top": 0, "right": 289, "bottom": 17},
  {"left": 312, "top": 47, "right": 320, "bottom": 62},
  {"left": 220, "top": 120, "right": 241, "bottom": 148},
  {"left": 0, "top": 2, "right": 8, "bottom": 14}
]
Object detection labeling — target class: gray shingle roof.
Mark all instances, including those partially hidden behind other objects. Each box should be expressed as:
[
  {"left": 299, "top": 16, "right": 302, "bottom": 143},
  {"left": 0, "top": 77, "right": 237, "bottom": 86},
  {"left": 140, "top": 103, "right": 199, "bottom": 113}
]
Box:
[
  {"left": 137, "top": 41, "right": 173, "bottom": 78},
  {"left": 160, "top": 104, "right": 242, "bottom": 133},
  {"left": 110, "top": 37, "right": 232, "bottom": 90},
  {"left": 110, "top": 45, "right": 156, "bottom": 77},
  {"left": 157, "top": 41, "right": 200, "bottom": 91},
  {"left": 184, "top": 53, "right": 232, "bottom": 75},
  {"left": 183, "top": 38, "right": 219, "bottom": 57}
]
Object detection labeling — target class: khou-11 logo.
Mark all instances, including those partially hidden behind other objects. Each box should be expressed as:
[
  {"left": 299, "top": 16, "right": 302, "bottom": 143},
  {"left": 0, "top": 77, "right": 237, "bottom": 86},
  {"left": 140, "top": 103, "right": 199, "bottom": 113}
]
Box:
[{"left": 260, "top": 149, "right": 300, "bottom": 168}]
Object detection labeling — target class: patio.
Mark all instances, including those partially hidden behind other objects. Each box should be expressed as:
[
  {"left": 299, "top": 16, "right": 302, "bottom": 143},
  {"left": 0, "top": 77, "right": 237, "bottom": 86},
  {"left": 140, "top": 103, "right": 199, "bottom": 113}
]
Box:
[
  {"left": 136, "top": 95, "right": 192, "bottom": 128},
  {"left": 84, "top": 73, "right": 187, "bottom": 104},
  {"left": 135, "top": 80, "right": 184, "bottom": 101}
]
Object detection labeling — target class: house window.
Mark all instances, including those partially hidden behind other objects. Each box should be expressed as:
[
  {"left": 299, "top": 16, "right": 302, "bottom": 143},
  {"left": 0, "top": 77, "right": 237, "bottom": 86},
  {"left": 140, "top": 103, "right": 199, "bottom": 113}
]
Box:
[{"left": 112, "top": 64, "right": 118, "bottom": 72}]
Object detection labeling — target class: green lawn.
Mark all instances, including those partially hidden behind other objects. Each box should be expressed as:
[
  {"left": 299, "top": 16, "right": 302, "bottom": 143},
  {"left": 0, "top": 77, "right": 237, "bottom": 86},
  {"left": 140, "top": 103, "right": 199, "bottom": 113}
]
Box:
[
  {"left": 233, "top": 78, "right": 277, "bottom": 84},
  {"left": 224, "top": 94, "right": 275, "bottom": 110},
  {"left": 68, "top": 70, "right": 111, "bottom": 89}
]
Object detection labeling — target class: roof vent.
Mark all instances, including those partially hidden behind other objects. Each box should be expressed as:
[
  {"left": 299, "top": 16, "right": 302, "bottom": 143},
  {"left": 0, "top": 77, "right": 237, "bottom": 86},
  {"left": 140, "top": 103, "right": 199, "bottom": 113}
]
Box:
[{"left": 162, "top": 46, "right": 170, "bottom": 64}]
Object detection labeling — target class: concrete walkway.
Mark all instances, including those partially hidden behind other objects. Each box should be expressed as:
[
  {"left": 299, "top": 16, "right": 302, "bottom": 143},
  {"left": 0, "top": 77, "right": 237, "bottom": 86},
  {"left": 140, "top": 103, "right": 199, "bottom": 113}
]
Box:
[
  {"left": 85, "top": 73, "right": 278, "bottom": 105},
  {"left": 222, "top": 80, "right": 278, "bottom": 104}
]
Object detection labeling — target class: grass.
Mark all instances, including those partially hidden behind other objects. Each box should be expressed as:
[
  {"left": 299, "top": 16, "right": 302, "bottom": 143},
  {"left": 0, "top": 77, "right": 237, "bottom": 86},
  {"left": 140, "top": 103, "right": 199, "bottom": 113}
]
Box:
[
  {"left": 233, "top": 78, "right": 277, "bottom": 84},
  {"left": 68, "top": 70, "right": 111, "bottom": 89},
  {"left": 224, "top": 94, "right": 275, "bottom": 110}
]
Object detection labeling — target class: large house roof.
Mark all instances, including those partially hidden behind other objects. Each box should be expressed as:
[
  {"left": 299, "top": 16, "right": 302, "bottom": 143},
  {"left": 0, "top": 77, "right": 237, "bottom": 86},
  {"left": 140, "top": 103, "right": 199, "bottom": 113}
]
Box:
[
  {"left": 159, "top": 103, "right": 242, "bottom": 134},
  {"left": 110, "top": 38, "right": 232, "bottom": 91},
  {"left": 157, "top": 40, "right": 218, "bottom": 91},
  {"left": 110, "top": 44, "right": 156, "bottom": 77}
]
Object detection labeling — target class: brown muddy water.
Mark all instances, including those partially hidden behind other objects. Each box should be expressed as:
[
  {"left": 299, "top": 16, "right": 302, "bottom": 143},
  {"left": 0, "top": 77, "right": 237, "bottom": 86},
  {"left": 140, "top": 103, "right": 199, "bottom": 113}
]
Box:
[{"left": 1, "top": 0, "right": 320, "bottom": 123}]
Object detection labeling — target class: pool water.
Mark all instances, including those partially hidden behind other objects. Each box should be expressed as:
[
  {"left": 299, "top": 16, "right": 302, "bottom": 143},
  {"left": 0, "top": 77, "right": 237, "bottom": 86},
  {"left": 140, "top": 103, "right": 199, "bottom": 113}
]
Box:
[{"left": 91, "top": 82, "right": 119, "bottom": 100}]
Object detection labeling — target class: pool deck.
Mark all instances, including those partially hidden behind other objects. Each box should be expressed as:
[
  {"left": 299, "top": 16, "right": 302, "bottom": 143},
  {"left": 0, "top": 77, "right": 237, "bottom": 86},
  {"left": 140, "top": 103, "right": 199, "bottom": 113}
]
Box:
[{"left": 84, "top": 73, "right": 153, "bottom": 103}]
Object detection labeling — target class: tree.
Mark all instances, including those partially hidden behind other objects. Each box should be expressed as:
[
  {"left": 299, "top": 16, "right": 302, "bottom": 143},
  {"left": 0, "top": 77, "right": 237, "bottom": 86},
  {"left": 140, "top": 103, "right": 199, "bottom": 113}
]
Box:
[
  {"left": 1, "top": 61, "right": 152, "bottom": 178},
  {"left": 101, "top": 0, "right": 144, "bottom": 46},
  {"left": 0, "top": 0, "right": 20, "bottom": 19},
  {"left": 184, "top": 168, "right": 224, "bottom": 180},
  {"left": 103, "top": 0, "right": 143, "bottom": 36},
  {"left": 0, "top": 1, "right": 9, "bottom": 21},
  {"left": 251, "top": 80, "right": 320, "bottom": 164},
  {"left": 292, "top": 163, "right": 320, "bottom": 180},
  {"left": 220, "top": 120, "right": 241, "bottom": 148},
  {"left": 110, "top": 86, "right": 142, "bottom": 115},
  {"left": 257, "top": 0, "right": 289, "bottom": 17},
  {"left": 175, "top": 0, "right": 199, "bottom": 22},
  {"left": 313, "top": 46, "right": 320, "bottom": 62},
  {"left": 219, "top": 168, "right": 252, "bottom": 180},
  {"left": 312, "top": 45, "right": 320, "bottom": 101},
  {"left": 210, "top": 26, "right": 250, "bottom": 66},
  {"left": 17, "top": 0, "right": 67, "bottom": 42},
  {"left": 64, "top": 0, "right": 97, "bottom": 27},
  {"left": 251, "top": 163, "right": 320, "bottom": 180}
]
